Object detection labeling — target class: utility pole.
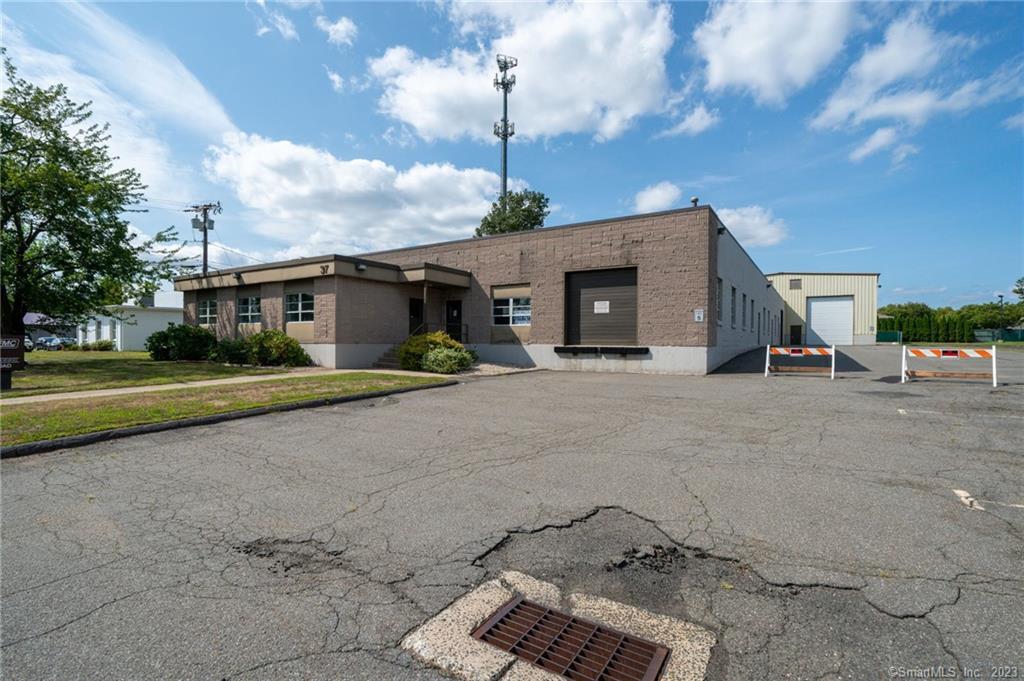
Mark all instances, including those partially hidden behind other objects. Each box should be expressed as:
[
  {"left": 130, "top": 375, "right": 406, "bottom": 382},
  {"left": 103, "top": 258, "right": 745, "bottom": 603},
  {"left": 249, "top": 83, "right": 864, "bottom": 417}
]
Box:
[
  {"left": 493, "top": 54, "right": 517, "bottom": 208},
  {"left": 185, "top": 202, "right": 222, "bottom": 277}
]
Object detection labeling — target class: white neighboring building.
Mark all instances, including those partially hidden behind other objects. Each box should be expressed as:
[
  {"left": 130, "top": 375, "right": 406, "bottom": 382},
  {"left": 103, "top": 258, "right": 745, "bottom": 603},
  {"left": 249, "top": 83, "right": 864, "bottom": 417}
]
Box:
[{"left": 78, "top": 291, "right": 183, "bottom": 351}]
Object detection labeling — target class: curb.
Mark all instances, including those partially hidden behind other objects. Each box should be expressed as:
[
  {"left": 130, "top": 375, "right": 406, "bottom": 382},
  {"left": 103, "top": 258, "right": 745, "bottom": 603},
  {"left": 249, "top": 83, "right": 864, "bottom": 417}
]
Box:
[{"left": 1, "top": 379, "right": 458, "bottom": 460}]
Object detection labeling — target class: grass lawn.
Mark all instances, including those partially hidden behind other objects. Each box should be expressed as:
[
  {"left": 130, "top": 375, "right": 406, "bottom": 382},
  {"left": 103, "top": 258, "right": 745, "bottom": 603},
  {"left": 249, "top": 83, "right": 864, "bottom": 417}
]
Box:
[
  {"left": 1, "top": 372, "right": 445, "bottom": 446},
  {"left": 4, "top": 351, "right": 285, "bottom": 398}
]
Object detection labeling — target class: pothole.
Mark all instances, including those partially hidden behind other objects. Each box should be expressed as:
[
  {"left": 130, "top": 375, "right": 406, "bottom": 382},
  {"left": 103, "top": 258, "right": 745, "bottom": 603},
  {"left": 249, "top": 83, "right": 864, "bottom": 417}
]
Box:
[
  {"left": 233, "top": 537, "right": 346, "bottom": 575},
  {"left": 475, "top": 507, "right": 957, "bottom": 681}
]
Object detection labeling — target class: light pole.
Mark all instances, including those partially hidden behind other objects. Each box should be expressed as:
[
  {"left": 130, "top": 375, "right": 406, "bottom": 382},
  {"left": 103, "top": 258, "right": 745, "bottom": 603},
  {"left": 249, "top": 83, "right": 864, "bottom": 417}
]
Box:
[
  {"left": 998, "top": 294, "right": 1005, "bottom": 307},
  {"left": 493, "top": 54, "right": 517, "bottom": 208}
]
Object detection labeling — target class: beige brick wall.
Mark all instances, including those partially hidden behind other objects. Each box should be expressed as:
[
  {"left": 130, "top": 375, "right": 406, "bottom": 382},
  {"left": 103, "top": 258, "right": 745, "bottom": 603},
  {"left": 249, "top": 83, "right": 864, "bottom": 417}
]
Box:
[
  {"left": 260, "top": 282, "right": 284, "bottom": 330},
  {"left": 183, "top": 291, "right": 197, "bottom": 325},
  {"left": 365, "top": 208, "right": 715, "bottom": 347},
  {"left": 336, "top": 277, "right": 420, "bottom": 344}
]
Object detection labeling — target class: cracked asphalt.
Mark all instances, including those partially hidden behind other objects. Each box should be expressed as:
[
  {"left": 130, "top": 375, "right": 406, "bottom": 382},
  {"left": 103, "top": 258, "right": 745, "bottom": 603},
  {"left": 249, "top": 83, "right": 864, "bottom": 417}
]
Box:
[{"left": 2, "top": 346, "right": 1022, "bottom": 679}]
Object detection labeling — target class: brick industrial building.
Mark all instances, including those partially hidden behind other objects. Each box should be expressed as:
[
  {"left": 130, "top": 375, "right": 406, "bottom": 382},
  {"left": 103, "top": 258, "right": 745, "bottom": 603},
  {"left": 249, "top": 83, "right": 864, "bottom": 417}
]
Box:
[{"left": 174, "top": 205, "right": 789, "bottom": 374}]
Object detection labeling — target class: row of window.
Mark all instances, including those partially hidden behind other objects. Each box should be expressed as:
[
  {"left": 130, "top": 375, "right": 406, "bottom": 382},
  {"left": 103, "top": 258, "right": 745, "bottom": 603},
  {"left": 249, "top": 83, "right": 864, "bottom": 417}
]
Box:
[
  {"left": 198, "top": 293, "right": 315, "bottom": 325},
  {"left": 716, "top": 277, "right": 772, "bottom": 335}
]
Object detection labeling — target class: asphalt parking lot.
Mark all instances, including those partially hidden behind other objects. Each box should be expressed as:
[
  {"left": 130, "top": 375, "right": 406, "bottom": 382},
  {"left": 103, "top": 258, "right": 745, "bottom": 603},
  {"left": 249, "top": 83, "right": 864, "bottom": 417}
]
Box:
[{"left": 2, "top": 345, "right": 1022, "bottom": 679}]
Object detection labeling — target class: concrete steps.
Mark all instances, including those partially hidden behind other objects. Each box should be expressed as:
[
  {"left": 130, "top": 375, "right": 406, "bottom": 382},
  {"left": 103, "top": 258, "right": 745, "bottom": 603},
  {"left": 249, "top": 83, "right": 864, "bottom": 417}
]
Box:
[{"left": 372, "top": 346, "right": 403, "bottom": 370}]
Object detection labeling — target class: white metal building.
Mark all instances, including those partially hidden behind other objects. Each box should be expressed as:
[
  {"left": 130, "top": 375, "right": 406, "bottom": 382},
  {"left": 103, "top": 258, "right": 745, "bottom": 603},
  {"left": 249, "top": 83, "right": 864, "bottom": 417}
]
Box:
[
  {"left": 765, "top": 272, "right": 879, "bottom": 346},
  {"left": 78, "top": 292, "right": 183, "bottom": 351}
]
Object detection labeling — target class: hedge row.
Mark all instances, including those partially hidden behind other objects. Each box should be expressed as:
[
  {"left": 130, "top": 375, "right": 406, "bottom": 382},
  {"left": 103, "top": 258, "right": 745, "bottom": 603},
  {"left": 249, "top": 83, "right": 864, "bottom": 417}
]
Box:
[
  {"left": 878, "top": 314, "right": 977, "bottom": 343},
  {"left": 145, "top": 325, "right": 311, "bottom": 367}
]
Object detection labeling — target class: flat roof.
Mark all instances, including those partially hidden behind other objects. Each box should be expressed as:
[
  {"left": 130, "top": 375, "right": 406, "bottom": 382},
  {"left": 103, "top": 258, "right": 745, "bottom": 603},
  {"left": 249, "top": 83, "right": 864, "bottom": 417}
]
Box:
[
  {"left": 173, "top": 253, "right": 400, "bottom": 282},
  {"left": 766, "top": 272, "right": 880, "bottom": 276}
]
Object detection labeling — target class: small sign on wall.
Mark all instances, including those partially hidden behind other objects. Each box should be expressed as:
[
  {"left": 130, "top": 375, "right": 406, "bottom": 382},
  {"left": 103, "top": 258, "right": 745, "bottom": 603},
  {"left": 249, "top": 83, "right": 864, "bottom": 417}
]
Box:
[
  {"left": 693, "top": 308, "right": 705, "bottom": 323},
  {"left": 593, "top": 301, "right": 610, "bottom": 314}
]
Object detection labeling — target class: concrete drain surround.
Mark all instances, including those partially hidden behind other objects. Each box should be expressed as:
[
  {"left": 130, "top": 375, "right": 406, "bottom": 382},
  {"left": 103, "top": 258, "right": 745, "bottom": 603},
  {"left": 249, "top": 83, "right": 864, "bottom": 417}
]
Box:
[
  {"left": 401, "top": 571, "right": 714, "bottom": 681},
  {"left": 473, "top": 595, "right": 670, "bottom": 681}
]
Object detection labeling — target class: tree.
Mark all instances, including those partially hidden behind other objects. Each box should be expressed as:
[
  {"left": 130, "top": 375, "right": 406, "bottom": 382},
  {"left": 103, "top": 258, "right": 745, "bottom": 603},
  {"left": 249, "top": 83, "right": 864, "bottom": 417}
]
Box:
[
  {"left": 1, "top": 55, "right": 180, "bottom": 337},
  {"left": 878, "top": 302, "right": 933, "bottom": 318},
  {"left": 475, "top": 190, "right": 550, "bottom": 237},
  {"left": 1013, "top": 276, "right": 1024, "bottom": 301}
]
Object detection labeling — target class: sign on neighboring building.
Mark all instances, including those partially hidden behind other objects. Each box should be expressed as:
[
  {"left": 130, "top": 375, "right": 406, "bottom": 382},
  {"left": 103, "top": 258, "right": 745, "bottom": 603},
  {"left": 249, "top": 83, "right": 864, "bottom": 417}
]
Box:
[{"left": 593, "top": 301, "right": 610, "bottom": 314}]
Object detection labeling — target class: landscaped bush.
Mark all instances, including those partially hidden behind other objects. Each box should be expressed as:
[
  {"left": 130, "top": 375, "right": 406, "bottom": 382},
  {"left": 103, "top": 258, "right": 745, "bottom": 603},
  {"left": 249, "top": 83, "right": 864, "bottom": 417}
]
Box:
[
  {"left": 396, "top": 331, "right": 465, "bottom": 371},
  {"left": 242, "top": 329, "right": 311, "bottom": 367},
  {"left": 145, "top": 324, "right": 217, "bottom": 361},
  {"left": 89, "top": 340, "right": 115, "bottom": 351},
  {"left": 421, "top": 347, "right": 475, "bottom": 374},
  {"left": 63, "top": 343, "right": 81, "bottom": 351},
  {"left": 211, "top": 338, "right": 249, "bottom": 365}
]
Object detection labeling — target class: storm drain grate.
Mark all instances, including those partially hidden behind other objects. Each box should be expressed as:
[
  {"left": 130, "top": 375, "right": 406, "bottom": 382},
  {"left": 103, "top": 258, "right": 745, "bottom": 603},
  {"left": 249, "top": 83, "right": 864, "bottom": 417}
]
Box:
[{"left": 471, "top": 595, "right": 670, "bottom": 681}]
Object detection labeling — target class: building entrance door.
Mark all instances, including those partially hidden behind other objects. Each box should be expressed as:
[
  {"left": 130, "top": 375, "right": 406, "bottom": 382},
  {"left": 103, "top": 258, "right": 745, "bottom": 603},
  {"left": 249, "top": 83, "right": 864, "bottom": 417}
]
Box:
[
  {"left": 409, "top": 298, "right": 424, "bottom": 335},
  {"left": 445, "top": 300, "right": 463, "bottom": 341}
]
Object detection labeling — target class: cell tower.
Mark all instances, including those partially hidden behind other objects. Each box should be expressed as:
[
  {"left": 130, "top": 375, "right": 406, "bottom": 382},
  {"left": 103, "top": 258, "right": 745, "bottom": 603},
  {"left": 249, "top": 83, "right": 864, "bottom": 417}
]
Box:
[{"left": 493, "top": 54, "right": 518, "bottom": 207}]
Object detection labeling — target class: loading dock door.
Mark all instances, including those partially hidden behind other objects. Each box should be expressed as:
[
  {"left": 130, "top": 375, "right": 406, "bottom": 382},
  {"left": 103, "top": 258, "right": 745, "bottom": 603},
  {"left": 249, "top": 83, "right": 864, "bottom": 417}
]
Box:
[
  {"left": 566, "top": 268, "right": 637, "bottom": 345},
  {"left": 807, "top": 296, "right": 853, "bottom": 346}
]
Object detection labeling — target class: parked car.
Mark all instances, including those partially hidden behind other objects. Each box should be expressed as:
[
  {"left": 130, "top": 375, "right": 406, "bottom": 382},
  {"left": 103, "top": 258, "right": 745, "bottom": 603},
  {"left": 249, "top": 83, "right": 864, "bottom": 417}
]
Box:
[
  {"left": 23, "top": 335, "right": 34, "bottom": 352},
  {"left": 35, "top": 336, "right": 64, "bottom": 350},
  {"left": 60, "top": 337, "right": 77, "bottom": 347}
]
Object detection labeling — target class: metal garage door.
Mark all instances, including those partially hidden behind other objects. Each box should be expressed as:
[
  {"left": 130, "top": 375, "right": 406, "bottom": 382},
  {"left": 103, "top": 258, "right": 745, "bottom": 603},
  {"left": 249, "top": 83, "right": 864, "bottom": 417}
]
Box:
[
  {"left": 807, "top": 296, "right": 853, "bottom": 346},
  {"left": 566, "top": 268, "right": 637, "bottom": 345}
]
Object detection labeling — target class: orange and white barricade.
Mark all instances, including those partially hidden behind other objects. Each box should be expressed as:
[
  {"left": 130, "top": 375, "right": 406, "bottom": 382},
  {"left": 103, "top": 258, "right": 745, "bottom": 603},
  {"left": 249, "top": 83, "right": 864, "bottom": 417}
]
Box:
[
  {"left": 764, "top": 345, "right": 836, "bottom": 380},
  {"left": 901, "top": 346, "right": 997, "bottom": 387}
]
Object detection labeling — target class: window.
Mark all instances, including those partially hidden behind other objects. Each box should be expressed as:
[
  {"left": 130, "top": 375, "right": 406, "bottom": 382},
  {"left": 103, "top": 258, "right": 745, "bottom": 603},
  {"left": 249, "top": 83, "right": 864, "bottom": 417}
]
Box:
[
  {"left": 741, "top": 293, "right": 747, "bottom": 329},
  {"left": 238, "top": 296, "right": 262, "bottom": 323},
  {"left": 198, "top": 299, "right": 217, "bottom": 325},
  {"left": 750, "top": 299, "right": 755, "bottom": 333},
  {"left": 493, "top": 297, "right": 531, "bottom": 326},
  {"left": 716, "top": 278, "right": 723, "bottom": 324},
  {"left": 285, "top": 293, "right": 314, "bottom": 322},
  {"left": 730, "top": 287, "right": 737, "bottom": 327},
  {"left": 789, "top": 278, "right": 802, "bottom": 290}
]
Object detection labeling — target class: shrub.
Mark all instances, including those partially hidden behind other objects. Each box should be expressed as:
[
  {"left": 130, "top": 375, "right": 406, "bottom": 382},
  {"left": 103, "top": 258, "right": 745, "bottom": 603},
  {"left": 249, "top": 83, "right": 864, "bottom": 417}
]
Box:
[
  {"left": 421, "top": 347, "right": 475, "bottom": 374},
  {"left": 145, "top": 324, "right": 217, "bottom": 361},
  {"left": 211, "top": 338, "right": 249, "bottom": 365},
  {"left": 397, "top": 331, "right": 464, "bottom": 370},
  {"left": 90, "top": 340, "right": 115, "bottom": 351},
  {"left": 63, "top": 343, "right": 81, "bottom": 351},
  {"left": 243, "top": 329, "right": 311, "bottom": 367}
]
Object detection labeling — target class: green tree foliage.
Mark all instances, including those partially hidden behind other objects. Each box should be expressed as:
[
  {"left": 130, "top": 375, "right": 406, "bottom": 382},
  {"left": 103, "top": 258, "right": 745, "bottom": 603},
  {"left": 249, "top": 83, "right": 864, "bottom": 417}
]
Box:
[
  {"left": 1, "top": 55, "right": 180, "bottom": 336},
  {"left": 1014, "top": 276, "right": 1024, "bottom": 301},
  {"left": 878, "top": 302, "right": 933, "bottom": 318},
  {"left": 475, "top": 190, "right": 550, "bottom": 237}
]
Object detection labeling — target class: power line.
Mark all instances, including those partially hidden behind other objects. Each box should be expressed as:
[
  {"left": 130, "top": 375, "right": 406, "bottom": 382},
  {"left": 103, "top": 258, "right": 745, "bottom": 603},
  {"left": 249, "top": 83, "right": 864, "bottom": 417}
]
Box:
[{"left": 184, "top": 202, "right": 222, "bottom": 277}]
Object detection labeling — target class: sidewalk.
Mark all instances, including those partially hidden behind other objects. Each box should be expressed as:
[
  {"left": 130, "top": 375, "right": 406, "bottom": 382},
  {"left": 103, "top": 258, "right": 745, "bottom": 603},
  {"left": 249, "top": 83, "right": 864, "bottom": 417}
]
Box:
[{"left": 1, "top": 368, "right": 439, "bottom": 406}]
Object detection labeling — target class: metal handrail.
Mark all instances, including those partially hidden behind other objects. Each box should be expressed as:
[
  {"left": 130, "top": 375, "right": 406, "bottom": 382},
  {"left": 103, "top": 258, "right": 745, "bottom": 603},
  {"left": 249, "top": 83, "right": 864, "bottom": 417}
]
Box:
[{"left": 408, "top": 322, "right": 468, "bottom": 342}]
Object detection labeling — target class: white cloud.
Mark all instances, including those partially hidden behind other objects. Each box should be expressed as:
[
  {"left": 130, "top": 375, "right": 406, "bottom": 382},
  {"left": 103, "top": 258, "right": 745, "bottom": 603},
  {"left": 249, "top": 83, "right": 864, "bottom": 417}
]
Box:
[
  {"left": 633, "top": 181, "right": 682, "bottom": 213},
  {"left": 657, "top": 103, "right": 720, "bottom": 138},
  {"left": 57, "top": 3, "right": 236, "bottom": 139},
  {"left": 694, "top": 2, "right": 857, "bottom": 106},
  {"left": 891, "top": 143, "right": 919, "bottom": 165},
  {"left": 315, "top": 15, "right": 357, "bottom": 46},
  {"left": 717, "top": 206, "right": 788, "bottom": 247},
  {"left": 251, "top": 3, "right": 299, "bottom": 41},
  {"left": 892, "top": 286, "right": 948, "bottom": 296},
  {"left": 849, "top": 127, "right": 899, "bottom": 161},
  {"left": 323, "top": 65, "right": 344, "bottom": 92},
  {"left": 204, "top": 133, "right": 508, "bottom": 255},
  {"left": 382, "top": 126, "right": 415, "bottom": 148},
  {"left": 369, "top": 2, "right": 674, "bottom": 142},
  {"left": 1004, "top": 112, "right": 1024, "bottom": 129},
  {"left": 811, "top": 13, "right": 1019, "bottom": 130},
  {"left": 0, "top": 12, "right": 229, "bottom": 200}
]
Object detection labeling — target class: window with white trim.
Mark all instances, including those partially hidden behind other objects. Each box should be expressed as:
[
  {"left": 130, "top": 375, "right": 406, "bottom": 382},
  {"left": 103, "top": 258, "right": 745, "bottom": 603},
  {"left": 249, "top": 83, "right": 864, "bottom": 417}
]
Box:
[
  {"left": 741, "top": 293, "right": 747, "bottom": 329},
  {"left": 285, "top": 293, "right": 314, "bottom": 322},
  {"left": 492, "top": 297, "right": 531, "bottom": 326},
  {"left": 750, "top": 299, "right": 755, "bottom": 333},
  {"left": 198, "top": 299, "right": 217, "bottom": 325},
  {"left": 238, "top": 296, "right": 262, "bottom": 323}
]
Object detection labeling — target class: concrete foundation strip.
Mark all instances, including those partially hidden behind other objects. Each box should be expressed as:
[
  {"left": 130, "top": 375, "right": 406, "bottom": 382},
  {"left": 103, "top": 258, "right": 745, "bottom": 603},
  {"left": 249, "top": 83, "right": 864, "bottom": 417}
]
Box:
[{"left": 1, "top": 379, "right": 458, "bottom": 459}]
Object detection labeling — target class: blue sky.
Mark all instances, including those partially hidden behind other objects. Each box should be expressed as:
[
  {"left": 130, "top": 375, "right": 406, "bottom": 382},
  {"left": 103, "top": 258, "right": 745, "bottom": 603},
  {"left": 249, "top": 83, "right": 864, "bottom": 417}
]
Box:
[{"left": 3, "top": 1, "right": 1022, "bottom": 307}]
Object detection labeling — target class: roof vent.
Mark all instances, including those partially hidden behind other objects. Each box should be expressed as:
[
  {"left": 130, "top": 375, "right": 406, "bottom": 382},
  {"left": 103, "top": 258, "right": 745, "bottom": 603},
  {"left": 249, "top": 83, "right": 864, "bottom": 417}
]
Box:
[{"left": 690, "top": 196, "right": 699, "bottom": 207}]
